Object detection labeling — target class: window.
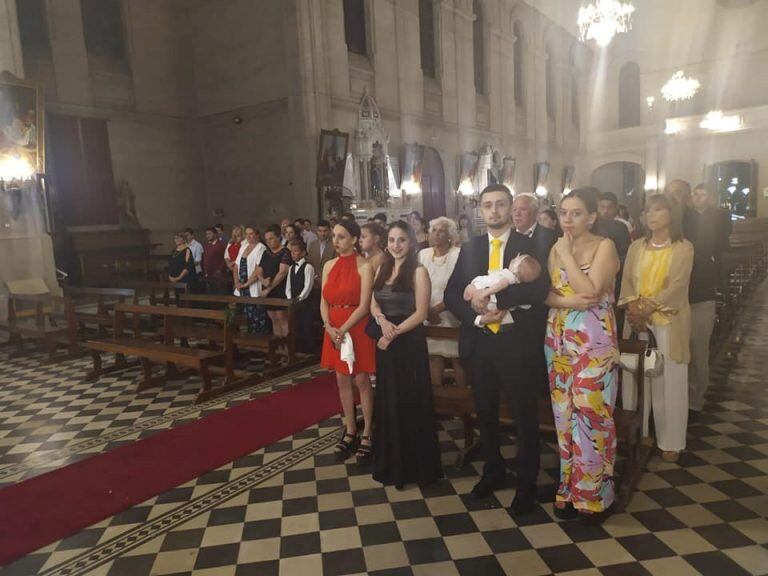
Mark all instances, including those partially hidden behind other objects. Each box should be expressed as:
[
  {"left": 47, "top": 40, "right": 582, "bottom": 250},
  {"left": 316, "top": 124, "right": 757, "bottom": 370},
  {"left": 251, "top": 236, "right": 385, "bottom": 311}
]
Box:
[
  {"left": 472, "top": 0, "right": 484, "bottom": 94},
  {"left": 618, "top": 62, "right": 641, "bottom": 128},
  {"left": 546, "top": 45, "right": 555, "bottom": 120},
  {"left": 81, "top": 0, "right": 128, "bottom": 63},
  {"left": 419, "top": 0, "right": 437, "bottom": 78},
  {"left": 513, "top": 21, "right": 524, "bottom": 107},
  {"left": 16, "top": 0, "right": 50, "bottom": 60},
  {"left": 343, "top": 0, "right": 367, "bottom": 56}
]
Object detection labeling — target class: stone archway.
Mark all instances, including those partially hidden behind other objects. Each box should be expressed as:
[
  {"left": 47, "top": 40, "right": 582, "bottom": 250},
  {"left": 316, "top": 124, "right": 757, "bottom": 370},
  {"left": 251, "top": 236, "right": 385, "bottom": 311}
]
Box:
[
  {"left": 421, "top": 147, "right": 446, "bottom": 220},
  {"left": 592, "top": 161, "right": 645, "bottom": 219}
]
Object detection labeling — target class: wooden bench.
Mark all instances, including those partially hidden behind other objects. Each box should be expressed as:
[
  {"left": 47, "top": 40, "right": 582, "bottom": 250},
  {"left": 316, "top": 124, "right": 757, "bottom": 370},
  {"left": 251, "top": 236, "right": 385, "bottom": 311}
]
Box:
[
  {"left": 178, "top": 294, "right": 298, "bottom": 372},
  {"left": 426, "top": 325, "right": 648, "bottom": 511},
  {"left": 63, "top": 287, "right": 138, "bottom": 337},
  {"left": 85, "top": 303, "right": 235, "bottom": 402},
  {"left": 0, "top": 293, "right": 79, "bottom": 359},
  {"left": 118, "top": 281, "right": 188, "bottom": 307}
]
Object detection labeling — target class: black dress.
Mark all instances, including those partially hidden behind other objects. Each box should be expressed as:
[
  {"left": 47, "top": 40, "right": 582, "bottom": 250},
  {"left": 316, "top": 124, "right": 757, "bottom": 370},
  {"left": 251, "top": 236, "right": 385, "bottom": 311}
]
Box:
[
  {"left": 168, "top": 247, "right": 196, "bottom": 285},
  {"left": 372, "top": 284, "right": 443, "bottom": 487},
  {"left": 261, "top": 247, "right": 292, "bottom": 299}
]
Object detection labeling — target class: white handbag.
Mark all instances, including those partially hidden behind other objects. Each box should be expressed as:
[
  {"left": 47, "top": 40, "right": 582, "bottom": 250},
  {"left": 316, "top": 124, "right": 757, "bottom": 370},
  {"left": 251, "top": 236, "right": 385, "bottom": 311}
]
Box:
[{"left": 620, "top": 329, "right": 664, "bottom": 378}]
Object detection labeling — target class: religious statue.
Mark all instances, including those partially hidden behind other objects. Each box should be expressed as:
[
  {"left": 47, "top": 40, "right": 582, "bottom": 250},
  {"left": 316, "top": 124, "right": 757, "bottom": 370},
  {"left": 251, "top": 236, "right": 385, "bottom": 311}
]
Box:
[{"left": 116, "top": 180, "right": 141, "bottom": 228}]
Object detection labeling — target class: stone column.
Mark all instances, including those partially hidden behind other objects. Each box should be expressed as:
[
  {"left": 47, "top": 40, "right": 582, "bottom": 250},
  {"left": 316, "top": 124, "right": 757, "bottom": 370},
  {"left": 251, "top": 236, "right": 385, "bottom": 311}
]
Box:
[
  {"left": 0, "top": 2, "right": 60, "bottom": 302},
  {"left": 46, "top": 0, "right": 92, "bottom": 104},
  {"left": 452, "top": 0, "right": 477, "bottom": 151},
  {"left": 394, "top": 0, "right": 424, "bottom": 142},
  {"left": 499, "top": 26, "right": 517, "bottom": 142},
  {"left": 0, "top": 0, "right": 23, "bottom": 75}
]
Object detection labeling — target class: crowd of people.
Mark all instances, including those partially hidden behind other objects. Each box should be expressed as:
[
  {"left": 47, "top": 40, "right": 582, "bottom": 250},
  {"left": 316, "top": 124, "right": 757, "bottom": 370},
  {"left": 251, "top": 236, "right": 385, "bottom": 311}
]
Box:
[{"left": 166, "top": 178, "right": 731, "bottom": 523}]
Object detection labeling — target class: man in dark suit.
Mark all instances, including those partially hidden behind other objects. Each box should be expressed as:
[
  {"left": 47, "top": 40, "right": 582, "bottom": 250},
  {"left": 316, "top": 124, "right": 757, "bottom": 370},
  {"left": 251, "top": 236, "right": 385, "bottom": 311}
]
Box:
[
  {"left": 445, "top": 184, "right": 550, "bottom": 516},
  {"left": 307, "top": 219, "right": 336, "bottom": 284},
  {"left": 512, "top": 193, "right": 558, "bottom": 398}
]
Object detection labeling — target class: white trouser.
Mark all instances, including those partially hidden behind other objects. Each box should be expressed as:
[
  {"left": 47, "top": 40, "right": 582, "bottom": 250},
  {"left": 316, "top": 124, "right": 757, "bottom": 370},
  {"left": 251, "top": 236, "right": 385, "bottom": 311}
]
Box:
[
  {"left": 688, "top": 301, "right": 716, "bottom": 412},
  {"left": 622, "top": 324, "right": 689, "bottom": 452}
]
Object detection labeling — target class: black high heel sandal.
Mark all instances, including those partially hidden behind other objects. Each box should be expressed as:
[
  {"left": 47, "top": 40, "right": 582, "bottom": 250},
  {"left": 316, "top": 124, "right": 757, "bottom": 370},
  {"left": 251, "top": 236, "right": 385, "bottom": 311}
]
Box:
[
  {"left": 335, "top": 431, "right": 357, "bottom": 462},
  {"left": 553, "top": 502, "right": 578, "bottom": 521},
  {"left": 356, "top": 435, "right": 373, "bottom": 465}
]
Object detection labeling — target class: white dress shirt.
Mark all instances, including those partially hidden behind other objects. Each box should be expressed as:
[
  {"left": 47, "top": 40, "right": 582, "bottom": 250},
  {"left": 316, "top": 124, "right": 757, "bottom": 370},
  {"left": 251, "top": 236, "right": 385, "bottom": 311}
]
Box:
[
  {"left": 188, "top": 239, "right": 204, "bottom": 274},
  {"left": 474, "top": 228, "right": 516, "bottom": 328},
  {"left": 285, "top": 258, "right": 315, "bottom": 301},
  {"left": 518, "top": 222, "right": 537, "bottom": 238}
]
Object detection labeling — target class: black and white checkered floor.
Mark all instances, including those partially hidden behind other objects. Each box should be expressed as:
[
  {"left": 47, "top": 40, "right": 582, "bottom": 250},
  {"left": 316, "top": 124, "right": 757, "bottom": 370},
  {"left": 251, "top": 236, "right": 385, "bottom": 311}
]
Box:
[{"left": 1, "top": 284, "right": 767, "bottom": 575}]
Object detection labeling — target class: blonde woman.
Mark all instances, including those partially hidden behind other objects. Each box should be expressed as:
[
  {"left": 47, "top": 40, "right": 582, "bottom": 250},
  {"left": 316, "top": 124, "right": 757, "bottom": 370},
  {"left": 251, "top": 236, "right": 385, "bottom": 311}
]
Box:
[
  {"left": 225, "top": 225, "right": 244, "bottom": 272},
  {"left": 619, "top": 194, "right": 694, "bottom": 463},
  {"left": 418, "top": 217, "right": 465, "bottom": 387}
]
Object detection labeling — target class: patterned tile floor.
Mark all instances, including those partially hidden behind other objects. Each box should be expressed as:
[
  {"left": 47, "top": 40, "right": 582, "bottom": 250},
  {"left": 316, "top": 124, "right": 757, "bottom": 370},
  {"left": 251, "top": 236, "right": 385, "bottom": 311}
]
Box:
[{"left": 1, "top": 282, "right": 768, "bottom": 575}]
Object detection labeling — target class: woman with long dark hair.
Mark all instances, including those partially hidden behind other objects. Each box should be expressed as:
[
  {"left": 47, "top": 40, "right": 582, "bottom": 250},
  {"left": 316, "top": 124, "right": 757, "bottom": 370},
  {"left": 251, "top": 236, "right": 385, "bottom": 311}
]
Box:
[
  {"left": 320, "top": 220, "right": 377, "bottom": 462},
  {"left": 360, "top": 222, "right": 386, "bottom": 272},
  {"left": 545, "top": 188, "right": 620, "bottom": 523},
  {"left": 369, "top": 220, "right": 443, "bottom": 488}
]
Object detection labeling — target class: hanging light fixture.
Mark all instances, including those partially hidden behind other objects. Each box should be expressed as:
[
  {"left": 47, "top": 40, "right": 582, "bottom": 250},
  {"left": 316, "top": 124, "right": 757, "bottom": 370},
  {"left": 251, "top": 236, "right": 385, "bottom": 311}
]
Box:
[
  {"left": 578, "top": 0, "right": 635, "bottom": 47},
  {"left": 661, "top": 71, "right": 701, "bottom": 102},
  {"left": 699, "top": 110, "right": 743, "bottom": 132}
]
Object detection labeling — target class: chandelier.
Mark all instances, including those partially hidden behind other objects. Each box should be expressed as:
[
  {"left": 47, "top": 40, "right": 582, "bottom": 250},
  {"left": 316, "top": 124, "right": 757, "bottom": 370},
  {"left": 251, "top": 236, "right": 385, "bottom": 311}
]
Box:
[
  {"left": 661, "top": 71, "right": 700, "bottom": 102},
  {"left": 578, "top": 0, "right": 635, "bottom": 47}
]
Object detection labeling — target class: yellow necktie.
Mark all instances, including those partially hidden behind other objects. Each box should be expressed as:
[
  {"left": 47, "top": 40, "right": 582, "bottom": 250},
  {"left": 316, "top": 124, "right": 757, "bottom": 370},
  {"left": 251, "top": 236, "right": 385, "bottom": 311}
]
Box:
[{"left": 487, "top": 238, "right": 502, "bottom": 333}]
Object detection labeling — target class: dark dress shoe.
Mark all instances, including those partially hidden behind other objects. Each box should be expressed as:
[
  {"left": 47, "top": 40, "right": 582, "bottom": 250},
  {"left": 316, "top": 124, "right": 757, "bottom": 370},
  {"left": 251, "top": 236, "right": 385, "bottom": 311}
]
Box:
[
  {"left": 553, "top": 502, "right": 578, "bottom": 521},
  {"left": 509, "top": 486, "right": 537, "bottom": 516},
  {"left": 578, "top": 505, "right": 614, "bottom": 526},
  {"left": 470, "top": 476, "right": 506, "bottom": 500}
]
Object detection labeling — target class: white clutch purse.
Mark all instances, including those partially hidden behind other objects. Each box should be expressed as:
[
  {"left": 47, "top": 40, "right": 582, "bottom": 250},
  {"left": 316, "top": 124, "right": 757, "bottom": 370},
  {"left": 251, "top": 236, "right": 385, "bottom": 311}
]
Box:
[{"left": 620, "top": 329, "right": 664, "bottom": 378}]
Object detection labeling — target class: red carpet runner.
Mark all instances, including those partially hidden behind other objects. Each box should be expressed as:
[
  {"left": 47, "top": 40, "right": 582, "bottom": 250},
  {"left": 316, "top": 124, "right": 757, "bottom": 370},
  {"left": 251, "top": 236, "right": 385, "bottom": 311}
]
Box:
[{"left": 0, "top": 373, "right": 340, "bottom": 566}]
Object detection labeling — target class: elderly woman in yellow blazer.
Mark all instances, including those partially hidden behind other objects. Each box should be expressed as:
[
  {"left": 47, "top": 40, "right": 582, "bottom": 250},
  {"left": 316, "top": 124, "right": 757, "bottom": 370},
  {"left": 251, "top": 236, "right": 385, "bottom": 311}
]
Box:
[{"left": 618, "top": 194, "right": 694, "bottom": 462}]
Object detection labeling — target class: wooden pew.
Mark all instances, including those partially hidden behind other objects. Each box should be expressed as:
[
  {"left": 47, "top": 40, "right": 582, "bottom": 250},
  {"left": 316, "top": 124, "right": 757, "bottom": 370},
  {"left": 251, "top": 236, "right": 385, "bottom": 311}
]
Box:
[
  {"left": 117, "top": 280, "right": 188, "bottom": 307},
  {"left": 85, "top": 303, "right": 235, "bottom": 402},
  {"left": 63, "top": 287, "right": 138, "bottom": 337},
  {"left": 0, "top": 293, "right": 79, "bottom": 359},
  {"left": 425, "top": 325, "right": 648, "bottom": 511},
  {"left": 178, "top": 294, "right": 297, "bottom": 372}
]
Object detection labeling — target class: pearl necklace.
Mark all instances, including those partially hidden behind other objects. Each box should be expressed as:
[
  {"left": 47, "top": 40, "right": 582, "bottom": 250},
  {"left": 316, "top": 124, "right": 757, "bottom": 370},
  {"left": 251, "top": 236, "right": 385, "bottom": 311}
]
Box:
[{"left": 649, "top": 238, "right": 671, "bottom": 249}]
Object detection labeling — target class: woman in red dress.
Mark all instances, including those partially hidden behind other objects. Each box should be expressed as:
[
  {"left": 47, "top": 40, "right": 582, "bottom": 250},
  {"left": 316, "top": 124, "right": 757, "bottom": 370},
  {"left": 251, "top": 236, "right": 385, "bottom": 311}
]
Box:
[{"left": 320, "top": 220, "right": 376, "bottom": 462}]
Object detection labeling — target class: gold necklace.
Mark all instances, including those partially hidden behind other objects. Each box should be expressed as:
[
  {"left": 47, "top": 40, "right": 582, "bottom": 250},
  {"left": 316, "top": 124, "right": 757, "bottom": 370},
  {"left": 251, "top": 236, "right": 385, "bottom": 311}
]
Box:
[{"left": 431, "top": 248, "right": 450, "bottom": 265}]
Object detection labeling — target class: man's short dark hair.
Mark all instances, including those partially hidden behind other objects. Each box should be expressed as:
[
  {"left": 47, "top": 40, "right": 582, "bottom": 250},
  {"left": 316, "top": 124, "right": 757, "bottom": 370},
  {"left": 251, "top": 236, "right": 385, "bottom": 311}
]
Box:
[
  {"left": 205, "top": 227, "right": 217, "bottom": 234},
  {"left": 341, "top": 212, "right": 356, "bottom": 221},
  {"left": 214, "top": 223, "right": 224, "bottom": 230},
  {"left": 184, "top": 227, "right": 194, "bottom": 235},
  {"left": 479, "top": 184, "right": 512, "bottom": 200},
  {"left": 317, "top": 219, "right": 330, "bottom": 228},
  {"left": 599, "top": 192, "right": 619, "bottom": 205},
  {"left": 373, "top": 212, "right": 387, "bottom": 223},
  {"left": 265, "top": 224, "right": 282, "bottom": 237},
  {"left": 288, "top": 238, "right": 307, "bottom": 251}
]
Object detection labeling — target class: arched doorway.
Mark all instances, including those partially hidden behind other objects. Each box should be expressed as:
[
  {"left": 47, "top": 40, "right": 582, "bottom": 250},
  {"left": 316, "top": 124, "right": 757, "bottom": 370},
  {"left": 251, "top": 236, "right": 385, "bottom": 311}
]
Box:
[
  {"left": 421, "top": 147, "right": 446, "bottom": 220},
  {"left": 592, "top": 161, "right": 645, "bottom": 219}
]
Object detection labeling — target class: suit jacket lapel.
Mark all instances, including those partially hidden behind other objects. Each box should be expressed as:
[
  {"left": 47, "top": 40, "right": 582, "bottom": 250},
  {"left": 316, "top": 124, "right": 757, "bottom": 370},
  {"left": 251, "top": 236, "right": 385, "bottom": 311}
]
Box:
[
  {"left": 503, "top": 231, "right": 518, "bottom": 267},
  {"left": 477, "top": 236, "right": 490, "bottom": 276}
]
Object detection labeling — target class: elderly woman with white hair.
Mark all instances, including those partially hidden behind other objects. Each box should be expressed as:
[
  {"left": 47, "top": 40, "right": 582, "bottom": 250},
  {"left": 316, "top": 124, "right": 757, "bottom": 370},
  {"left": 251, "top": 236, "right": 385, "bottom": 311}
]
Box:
[{"left": 418, "top": 216, "right": 466, "bottom": 387}]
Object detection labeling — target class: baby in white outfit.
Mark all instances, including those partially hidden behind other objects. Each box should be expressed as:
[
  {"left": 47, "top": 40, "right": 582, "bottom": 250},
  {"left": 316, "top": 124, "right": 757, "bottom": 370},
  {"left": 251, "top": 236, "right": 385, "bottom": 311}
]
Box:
[{"left": 463, "top": 254, "right": 541, "bottom": 302}]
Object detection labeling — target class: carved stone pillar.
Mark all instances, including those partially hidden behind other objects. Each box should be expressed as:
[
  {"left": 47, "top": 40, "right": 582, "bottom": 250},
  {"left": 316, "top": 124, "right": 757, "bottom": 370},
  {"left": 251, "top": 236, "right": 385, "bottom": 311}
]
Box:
[{"left": 0, "top": 0, "right": 23, "bottom": 76}]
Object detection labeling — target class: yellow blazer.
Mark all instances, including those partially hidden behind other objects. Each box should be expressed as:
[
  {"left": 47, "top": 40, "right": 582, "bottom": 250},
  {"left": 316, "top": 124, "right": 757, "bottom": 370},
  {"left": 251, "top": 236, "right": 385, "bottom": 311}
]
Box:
[{"left": 618, "top": 238, "right": 694, "bottom": 363}]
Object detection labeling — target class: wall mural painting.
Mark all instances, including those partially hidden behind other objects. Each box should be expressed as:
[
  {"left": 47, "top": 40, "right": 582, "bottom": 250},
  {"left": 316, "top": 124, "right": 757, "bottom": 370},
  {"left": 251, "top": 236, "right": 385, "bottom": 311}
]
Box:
[
  {"left": 0, "top": 75, "right": 47, "bottom": 238},
  {"left": 317, "top": 129, "right": 350, "bottom": 216}
]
